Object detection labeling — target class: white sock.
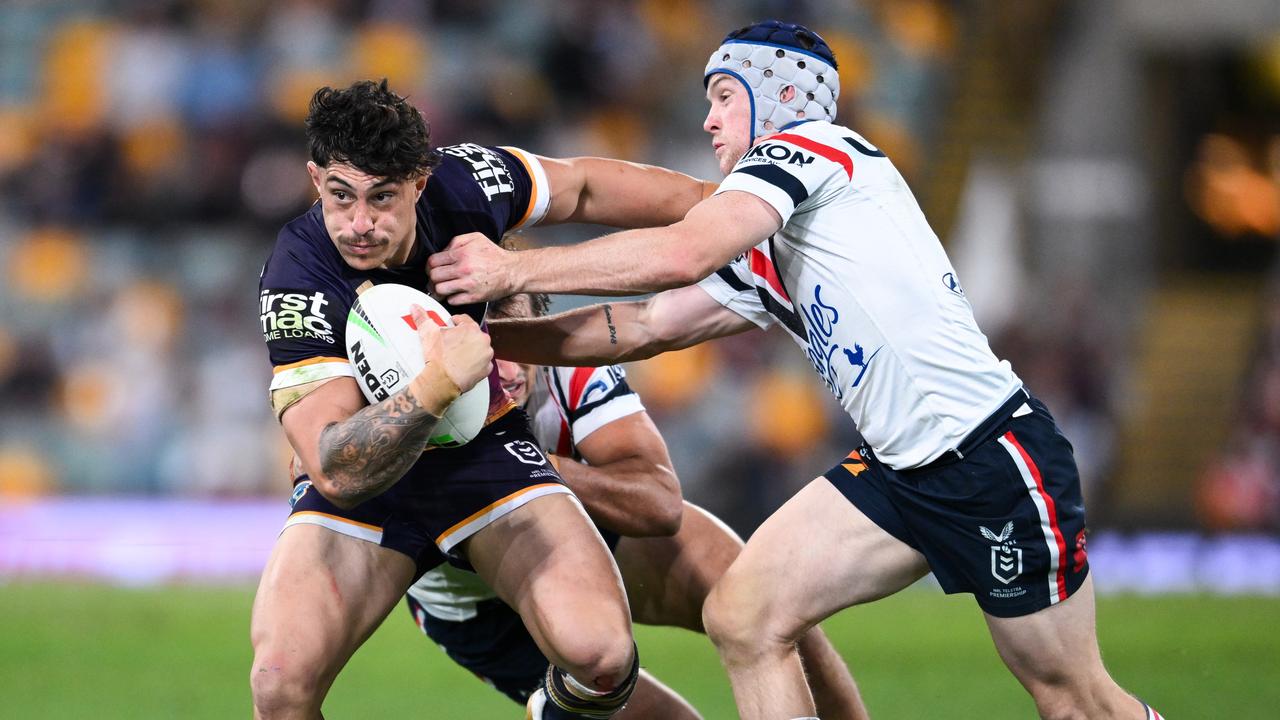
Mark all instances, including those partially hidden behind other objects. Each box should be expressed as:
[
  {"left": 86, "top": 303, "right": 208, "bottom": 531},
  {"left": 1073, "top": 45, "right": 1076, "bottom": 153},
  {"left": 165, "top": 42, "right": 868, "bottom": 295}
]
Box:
[{"left": 563, "top": 671, "right": 611, "bottom": 698}]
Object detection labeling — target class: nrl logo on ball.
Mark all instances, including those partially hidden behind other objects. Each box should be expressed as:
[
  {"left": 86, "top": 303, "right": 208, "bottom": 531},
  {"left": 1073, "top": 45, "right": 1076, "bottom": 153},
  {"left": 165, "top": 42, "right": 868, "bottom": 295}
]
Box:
[{"left": 981, "top": 521, "right": 1021, "bottom": 584}]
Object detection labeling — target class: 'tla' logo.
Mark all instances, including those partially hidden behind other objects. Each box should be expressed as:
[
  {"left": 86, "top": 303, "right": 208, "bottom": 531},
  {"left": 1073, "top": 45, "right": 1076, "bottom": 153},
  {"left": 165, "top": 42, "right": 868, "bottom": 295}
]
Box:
[{"left": 981, "top": 522, "right": 1022, "bottom": 585}]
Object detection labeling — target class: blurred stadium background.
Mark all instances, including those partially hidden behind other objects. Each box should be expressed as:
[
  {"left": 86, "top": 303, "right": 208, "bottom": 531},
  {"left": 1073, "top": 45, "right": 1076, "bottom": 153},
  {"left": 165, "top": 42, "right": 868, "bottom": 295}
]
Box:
[{"left": 1, "top": 0, "right": 1278, "bottom": 717}]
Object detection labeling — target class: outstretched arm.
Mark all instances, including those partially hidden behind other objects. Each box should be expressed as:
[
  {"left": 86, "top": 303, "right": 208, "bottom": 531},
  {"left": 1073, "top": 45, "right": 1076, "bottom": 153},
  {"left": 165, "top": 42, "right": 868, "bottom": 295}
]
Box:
[
  {"left": 489, "top": 284, "right": 755, "bottom": 367},
  {"left": 429, "top": 190, "right": 781, "bottom": 304},
  {"left": 538, "top": 155, "right": 718, "bottom": 228},
  {"left": 556, "top": 411, "right": 682, "bottom": 538}
]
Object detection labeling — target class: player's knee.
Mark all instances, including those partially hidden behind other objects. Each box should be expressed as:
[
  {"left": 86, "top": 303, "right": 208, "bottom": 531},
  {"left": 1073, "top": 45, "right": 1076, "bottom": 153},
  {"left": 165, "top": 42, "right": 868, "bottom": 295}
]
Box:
[
  {"left": 1041, "top": 687, "right": 1145, "bottom": 720},
  {"left": 539, "top": 645, "right": 641, "bottom": 719},
  {"left": 1030, "top": 691, "right": 1088, "bottom": 720},
  {"left": 702, "top": 573, "right": 772, "bottom": 655},
  {"left": 556, "top": 634, "right": 636, "bottom": 691},
  {"left": 249, "top": 634, "right": 328, "bottom": 716},
  {"left": 1024, "top": 677, "right": 1115, "bottom": 720},
  {"left": 249, "top": 657, "right": 323, "bottom": 717}
]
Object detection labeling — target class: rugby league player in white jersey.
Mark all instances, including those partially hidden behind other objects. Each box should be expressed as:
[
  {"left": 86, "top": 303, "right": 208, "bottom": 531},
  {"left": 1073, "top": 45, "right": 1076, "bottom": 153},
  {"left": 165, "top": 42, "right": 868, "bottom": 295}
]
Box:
[{"left": 427, "top": 19, "right": 1165, "bottom": 720}]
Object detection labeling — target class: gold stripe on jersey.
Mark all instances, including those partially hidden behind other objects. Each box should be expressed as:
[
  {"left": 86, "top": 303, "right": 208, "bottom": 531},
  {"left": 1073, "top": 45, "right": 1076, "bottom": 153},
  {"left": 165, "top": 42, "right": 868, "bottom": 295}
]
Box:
[
  {"left": 269, "top": 359, "right": 355, "bottom": 418},
  {"left": 284, "top": 511, "right": 383, "bottom": 544},
  {"left": 500, "top": 146, "right": 550, "bottom": 229},
  {"left": 289, "top": 510, "right": 382, "bottom": 533},
  {"left": 271, "top": 376, "right": 349, "bottom": 420},
  {"left": 272, "top": 356, "right": 350, "bottom": 375},
  {"left": 270, "top": 359, "right": 352, "bottom": 389}
]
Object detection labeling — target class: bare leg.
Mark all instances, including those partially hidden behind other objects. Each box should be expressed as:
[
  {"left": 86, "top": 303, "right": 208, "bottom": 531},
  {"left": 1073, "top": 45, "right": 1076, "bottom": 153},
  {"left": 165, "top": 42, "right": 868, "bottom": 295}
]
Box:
[
  {"left": 615, "top": 670, "right": 701, "bottom": 720},
  {"left": 702, "top": 478, "right": 930, "bottom": 720},
  {"left": 795, "top": 629, "right": 865, "bottom": 720},
  {"left": 464, "top": 493, "right": 635, "bottom": 693},
  {"left": 617, "top": 501, "right": 869, "bottom": 720},
  {"left": 985, "top": 575, "right": 1148, "bottom": 720},
  {"left": 615, "top": 502, "right": 740, "bottom": 631},
  {"left": 250, "top": 524, "right": 416, "bottom": 719}
]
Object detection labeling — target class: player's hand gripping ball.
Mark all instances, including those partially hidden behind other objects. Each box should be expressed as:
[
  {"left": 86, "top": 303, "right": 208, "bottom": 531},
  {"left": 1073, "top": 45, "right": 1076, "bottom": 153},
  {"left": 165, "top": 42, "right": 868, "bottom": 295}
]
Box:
[{"left": 345, "top": 283, "right": 491, "bottom": 447}]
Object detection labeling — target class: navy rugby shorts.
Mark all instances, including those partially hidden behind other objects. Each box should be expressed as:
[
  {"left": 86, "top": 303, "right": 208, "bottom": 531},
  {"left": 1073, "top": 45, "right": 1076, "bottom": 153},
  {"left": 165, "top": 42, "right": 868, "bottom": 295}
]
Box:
[
  {"left": 284, "top": 408, "right": 572, "bottom": 576},
  {"left": 824, "top": 391, "right": 1090, "bottom": 618}
]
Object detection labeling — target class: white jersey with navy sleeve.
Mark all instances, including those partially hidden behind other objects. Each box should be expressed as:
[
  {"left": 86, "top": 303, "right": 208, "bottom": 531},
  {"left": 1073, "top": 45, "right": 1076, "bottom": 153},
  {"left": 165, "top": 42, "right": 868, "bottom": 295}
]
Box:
[
  {"left": 406, "top": 363, "right": 644, "bottom": 621},
  {"left": 696, "top": 120, "right": 1021, "bottom": 470}
]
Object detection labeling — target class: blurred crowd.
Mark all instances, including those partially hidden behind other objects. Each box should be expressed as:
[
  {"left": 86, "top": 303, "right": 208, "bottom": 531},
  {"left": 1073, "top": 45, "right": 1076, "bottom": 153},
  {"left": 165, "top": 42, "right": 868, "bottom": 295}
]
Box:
[
  {"left": 0, "top": 0, "right": 1237, "bottom": 536},
  {"left": 0, "top": 0, "right": 955, "bottom": 227},
  {"left": 1198, "top": 268, "right": 1280, "bottom": 532}
]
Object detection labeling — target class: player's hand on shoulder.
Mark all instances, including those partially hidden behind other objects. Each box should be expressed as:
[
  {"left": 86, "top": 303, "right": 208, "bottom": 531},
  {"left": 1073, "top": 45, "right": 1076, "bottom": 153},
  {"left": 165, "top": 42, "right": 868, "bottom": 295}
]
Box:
[{"left": 427, "top": 232, "right": 514, "bottom": 305}]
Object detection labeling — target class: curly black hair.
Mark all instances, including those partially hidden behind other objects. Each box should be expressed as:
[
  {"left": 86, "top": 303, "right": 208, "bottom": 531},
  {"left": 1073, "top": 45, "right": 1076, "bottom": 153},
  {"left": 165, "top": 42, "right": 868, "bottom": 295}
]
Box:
[
  {"left": 305, "top": 79, "right": 443, "bottom": 182},
  {"left": 489, "top": 291, "right": 551, "bottom": 320}
]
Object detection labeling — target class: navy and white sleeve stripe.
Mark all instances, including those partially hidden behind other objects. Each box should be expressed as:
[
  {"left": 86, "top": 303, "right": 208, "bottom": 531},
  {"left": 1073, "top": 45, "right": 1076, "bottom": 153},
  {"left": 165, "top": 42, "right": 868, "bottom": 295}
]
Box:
[{"left": 736, "top": 164, "right": 809, "bottom": 208}]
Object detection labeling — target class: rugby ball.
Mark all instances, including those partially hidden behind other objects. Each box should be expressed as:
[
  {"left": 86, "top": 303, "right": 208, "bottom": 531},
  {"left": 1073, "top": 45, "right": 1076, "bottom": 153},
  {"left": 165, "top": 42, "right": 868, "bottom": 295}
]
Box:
[{"left": 345, "top": 283, "right": 490, "bottom": 447}]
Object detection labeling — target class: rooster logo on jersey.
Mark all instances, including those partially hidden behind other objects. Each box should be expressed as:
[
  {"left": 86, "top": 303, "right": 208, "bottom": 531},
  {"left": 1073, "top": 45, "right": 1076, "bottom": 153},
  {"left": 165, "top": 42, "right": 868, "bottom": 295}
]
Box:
[{"left": 981, "top": 522, "right": 1022, "bottom": 585}]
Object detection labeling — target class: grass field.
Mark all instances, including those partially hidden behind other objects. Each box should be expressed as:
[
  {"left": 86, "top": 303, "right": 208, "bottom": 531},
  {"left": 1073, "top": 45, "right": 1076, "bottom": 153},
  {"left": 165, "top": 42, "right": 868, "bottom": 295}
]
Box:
[{"left": 1, "top": 582, "right": 1275, "bottom": 718}]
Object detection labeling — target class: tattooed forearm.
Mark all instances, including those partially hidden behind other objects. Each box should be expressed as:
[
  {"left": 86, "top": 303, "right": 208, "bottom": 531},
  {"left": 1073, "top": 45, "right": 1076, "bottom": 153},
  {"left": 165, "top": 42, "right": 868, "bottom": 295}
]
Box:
[
  {"left": 603, "top": 304, "right": 618, "bottom": 345},
  {"left": 317, "top": 388, "right": 440, "bottom": 507}
]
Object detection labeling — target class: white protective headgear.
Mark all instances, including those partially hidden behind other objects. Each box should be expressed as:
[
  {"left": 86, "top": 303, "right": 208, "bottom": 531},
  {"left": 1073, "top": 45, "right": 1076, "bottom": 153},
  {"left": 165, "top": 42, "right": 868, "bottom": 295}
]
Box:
[{"left": 704, "top": 20, "right": 840, "bottom": 145}]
